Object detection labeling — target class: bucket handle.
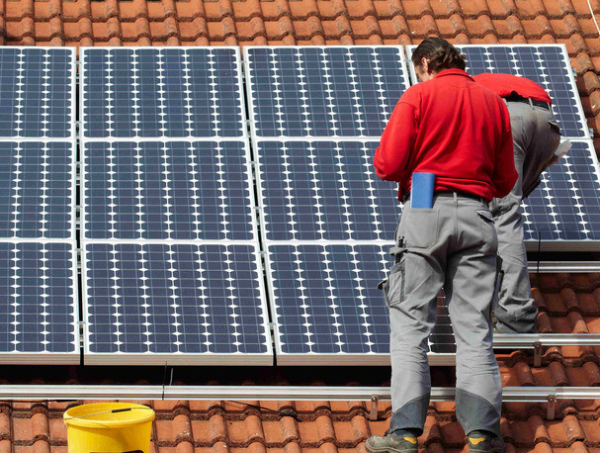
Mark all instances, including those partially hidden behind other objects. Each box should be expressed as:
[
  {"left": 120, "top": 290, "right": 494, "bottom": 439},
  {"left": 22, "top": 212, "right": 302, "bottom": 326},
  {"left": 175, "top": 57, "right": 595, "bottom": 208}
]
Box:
[{"left": 64, "top": 407, "right": 154, "bottom": 420}]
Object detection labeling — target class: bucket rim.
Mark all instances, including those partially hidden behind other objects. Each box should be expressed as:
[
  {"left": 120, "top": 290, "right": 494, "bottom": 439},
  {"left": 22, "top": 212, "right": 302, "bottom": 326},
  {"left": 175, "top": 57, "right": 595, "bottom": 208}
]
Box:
[{"left": 64, "top": 402, "right": 155, "bottom": 428}]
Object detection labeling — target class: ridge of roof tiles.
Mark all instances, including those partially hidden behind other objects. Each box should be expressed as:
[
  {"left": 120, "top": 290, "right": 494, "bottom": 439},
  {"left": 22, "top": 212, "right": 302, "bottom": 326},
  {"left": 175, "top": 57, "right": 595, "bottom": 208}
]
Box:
[
  {"left": 0, "top": 0, "right": 599, "bottom": 150},
  {"left": 4, "top": 398, "right": 600, "bottom": 453}
]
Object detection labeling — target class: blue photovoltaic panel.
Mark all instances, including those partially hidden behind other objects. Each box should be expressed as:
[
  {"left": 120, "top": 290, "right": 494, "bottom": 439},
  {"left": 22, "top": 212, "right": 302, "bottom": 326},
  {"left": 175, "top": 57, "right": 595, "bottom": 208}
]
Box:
[
  {"left": 245, "top": 46, "right": 410, "bottom": 138},
  {"left": 0, "top": 142, "right": 74, "bottom": 239},
  {"left": 267, "top": 243, "right": 455, "bottom": 362},
  {"left": 256, "top": 141, "right": 401, "bottom": 241},
  {"left": 84, "top": 242, "right": 270, "bottom": 364},
  {"left": 0, "top": 48, "right": 74, "bottom": 139},
  {"left": 267, "top": 243, "right": 391, "bottom": 358},
  {"left": 81, "top": 47, "right": 245, "bottom": 139},
  {"left": 521, "top": 140, "right": 600, "bottom": 243},
  {"left": 83, "top": 141, "right": 255, "bottom": 241},
  {"left": 0, "top": 242, "right": 77, "bottom": 355},
  {"left": 407, "top": 44, "right": 588, "bottom": 139}
]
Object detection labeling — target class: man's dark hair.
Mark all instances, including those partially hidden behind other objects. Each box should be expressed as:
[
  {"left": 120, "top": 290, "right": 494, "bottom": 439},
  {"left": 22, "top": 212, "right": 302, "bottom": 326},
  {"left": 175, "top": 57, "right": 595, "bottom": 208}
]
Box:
[{"left": 411, "top": 37, "right": 466, "bottom": 73}]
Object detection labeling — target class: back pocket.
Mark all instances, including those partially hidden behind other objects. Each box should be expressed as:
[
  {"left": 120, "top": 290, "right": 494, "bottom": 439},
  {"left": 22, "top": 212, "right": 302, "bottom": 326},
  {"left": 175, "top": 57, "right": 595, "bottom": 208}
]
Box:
[{"left": 404, "top": 209, "right": 439, "bottom": 249}]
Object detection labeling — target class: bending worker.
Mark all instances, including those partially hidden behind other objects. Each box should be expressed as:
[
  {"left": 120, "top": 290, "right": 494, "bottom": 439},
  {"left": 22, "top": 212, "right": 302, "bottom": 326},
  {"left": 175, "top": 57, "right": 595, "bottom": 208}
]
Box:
[
  {"left": 474, "top": 73, "right": 562, "bottom": 334},
  {"left": 365, "top": 38, "right": 516, "bottom": 453}
]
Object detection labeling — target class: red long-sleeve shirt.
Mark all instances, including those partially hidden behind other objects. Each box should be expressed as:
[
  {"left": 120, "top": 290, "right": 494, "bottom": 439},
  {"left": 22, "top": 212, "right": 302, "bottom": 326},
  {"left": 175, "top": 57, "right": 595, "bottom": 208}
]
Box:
[
  {"left": 472, "top": 73, "right": 552, "bottom": 104},
  {"left": 375, "top": 69, "right": 517, "bottom": 202}
]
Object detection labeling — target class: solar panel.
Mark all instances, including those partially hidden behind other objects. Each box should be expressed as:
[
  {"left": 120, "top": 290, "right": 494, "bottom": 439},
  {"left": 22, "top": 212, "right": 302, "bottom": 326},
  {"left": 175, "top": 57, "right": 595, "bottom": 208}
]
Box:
[
  {"left": 265, "top": 242, "right": 455, "bottom": 365},
  {"left": 0, "top": 241, "right": 79, "bottom": 364},
  {"left": 0, "top": 48, "right": 75, "bottom": 139},
  {"left": 522, "top": 139, "right": 600, "bottom": 249},
  {"left": 83, "top": 242, "right": 271, "bottom": 365},
  {"left": 406, "top": 44, "right": 589, "bottom": 139},
  {"left": 0, "top": 142, "right": 75, "bottom": 240},
  {"left": 245, "top": 46, "right": 410, "bottom": 138},
  {"left": 80, "top": 47, "right": 246, "bottom": 139},
  {"left": 256, "top": 140, "right": 401, "bottom": 241},
  {"left": 82, "top": 141, "right": 256, "bottom": 241}
]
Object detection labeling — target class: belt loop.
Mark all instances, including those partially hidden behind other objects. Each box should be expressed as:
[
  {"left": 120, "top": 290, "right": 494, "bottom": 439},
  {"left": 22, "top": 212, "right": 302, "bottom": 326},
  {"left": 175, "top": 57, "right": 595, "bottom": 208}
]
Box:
[{"left": 453, "top": 192, "right": 458, "bottom": 202}]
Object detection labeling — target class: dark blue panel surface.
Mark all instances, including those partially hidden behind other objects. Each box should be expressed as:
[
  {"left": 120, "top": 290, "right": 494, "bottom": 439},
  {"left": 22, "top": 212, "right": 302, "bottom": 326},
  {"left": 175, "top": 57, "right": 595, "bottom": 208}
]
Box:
[
  {"left": 85, "top": 243, "right": 268, "bottom": 355},
  {"left": 0, "top": 142, "right": 73, "bottom": 239},
  {"left": 82, "top": 48, "right": 244, "bottom": 138},
  {"left": 455, "top": 45, "right": 587, "bottom": 139},
  {"left": 246, "top": 47, "right": 409, "bottom": 138},
  {"left": 83, "top": 141, "right": 254, "bottom": 240},
  {"left": 257, "top": 141, "right": 400, "bottom": 241},
  {"left": 0, "top": 242, "right": 76, "bottom": 353},
  {"left": 268, "top": 244, "right": 391, "bottom": 355},
  {"left": 0, "top": 48, "right": 73, "bottom": 138},
  {"left": 268, "top": 243, "right": 454, "bottom": 355},
  {"left": 522, "top": 141, "right": 600, "bottom": 241}
]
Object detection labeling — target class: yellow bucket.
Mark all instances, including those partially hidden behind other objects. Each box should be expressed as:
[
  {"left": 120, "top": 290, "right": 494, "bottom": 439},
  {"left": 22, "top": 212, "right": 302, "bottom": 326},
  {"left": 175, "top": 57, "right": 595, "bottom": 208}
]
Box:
[{"left": 64, "top": 403, "right": 155, "bottom": 453}]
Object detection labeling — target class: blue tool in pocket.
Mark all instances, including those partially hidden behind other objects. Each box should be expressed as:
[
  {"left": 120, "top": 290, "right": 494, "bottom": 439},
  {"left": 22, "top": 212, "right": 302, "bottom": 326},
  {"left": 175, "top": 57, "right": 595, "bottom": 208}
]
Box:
[{"left": 411, "top": 172, "right": 435, "bottom": 209}]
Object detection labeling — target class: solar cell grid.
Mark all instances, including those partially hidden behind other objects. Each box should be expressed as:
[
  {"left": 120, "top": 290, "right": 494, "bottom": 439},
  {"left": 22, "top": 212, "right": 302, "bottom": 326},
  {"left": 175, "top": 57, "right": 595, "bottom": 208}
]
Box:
[
  {"left": 245, "top": 46, "right": 410, "bottom": 138},
  {"left": 81, "top": 47, "right": 246, "bottom": 139},
  {"left": 0, "top": 242, "right": 78, "bottom": 361},
  {"left": 82, "top": 141, "right": 256, "bottom": 241},
  {"left": 266, "top": 243, "right": 391, "bottom": 359},
  {"left": 0, "top": 142, "right": 74, "bottom": 240},
  {"left": 83, "top": 242, "right": 271, "bottom": 365},
  {"left": 256, "top": 140, "right": 401, "bottom": 241},
  {"left": 522, "top": 140, "right": 600, "bottom": 244},
  {"left": 0, "top": 48, "right": 74, "bottom": 139}
]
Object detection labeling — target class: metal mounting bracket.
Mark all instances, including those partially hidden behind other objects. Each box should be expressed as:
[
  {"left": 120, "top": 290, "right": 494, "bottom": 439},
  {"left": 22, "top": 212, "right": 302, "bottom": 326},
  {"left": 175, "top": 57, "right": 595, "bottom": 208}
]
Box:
[
  {"left": 370, "top": 395, "right": 378, "bottom": 421},
  {"left": 534, "top": 341, "right": 542, "bottom": 367},
  {"left": 547, "top": 394, "right": 556, "bottom": 420}
]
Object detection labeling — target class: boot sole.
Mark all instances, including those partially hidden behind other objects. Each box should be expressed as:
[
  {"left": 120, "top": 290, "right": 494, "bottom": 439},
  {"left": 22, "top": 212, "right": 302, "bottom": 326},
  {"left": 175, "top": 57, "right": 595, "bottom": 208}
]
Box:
[{"left": 365, "top": 440, "right": 417, "bottom": 453}]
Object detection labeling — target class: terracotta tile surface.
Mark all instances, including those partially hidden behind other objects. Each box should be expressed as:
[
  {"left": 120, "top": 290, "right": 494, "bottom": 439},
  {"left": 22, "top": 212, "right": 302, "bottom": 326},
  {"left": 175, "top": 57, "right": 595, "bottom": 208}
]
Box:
[{"left": 2, "top": 396, "right": 600, "bottom": 453}]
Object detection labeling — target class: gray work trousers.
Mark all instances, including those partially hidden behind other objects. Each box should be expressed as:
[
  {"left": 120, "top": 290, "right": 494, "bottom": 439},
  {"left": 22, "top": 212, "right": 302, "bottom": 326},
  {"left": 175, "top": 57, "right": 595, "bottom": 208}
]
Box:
[
  {"left": 384, "top": 193, "right": 502, "bottom": 438},
  {"left": 490, "top": 101, "right": 561, "bottom": 334}
]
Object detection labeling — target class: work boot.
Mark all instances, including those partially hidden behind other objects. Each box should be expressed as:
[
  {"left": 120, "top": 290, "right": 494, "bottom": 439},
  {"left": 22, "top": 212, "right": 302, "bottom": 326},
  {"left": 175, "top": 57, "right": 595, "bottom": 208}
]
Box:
[
  {"left": 467, "top": 433, "right": 505, "bottom": 453},
  {"left": 365, "top": 433, "right": 418, "bottom": 453}
]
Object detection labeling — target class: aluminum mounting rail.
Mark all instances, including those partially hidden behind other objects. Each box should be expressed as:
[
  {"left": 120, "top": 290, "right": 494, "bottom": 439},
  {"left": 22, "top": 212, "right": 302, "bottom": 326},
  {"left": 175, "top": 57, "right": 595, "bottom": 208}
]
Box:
[
  {"left": 0, "top": 385, "right": 597, "bottom": 420},
  {"left": 526, "top": 261, "right": 600, "bottom": 273},
  {"left": 3, "top": 384, "right": 599, "bottom": 401},
  {"left": 493, "top": 333, "right": 600, "bottom": 366}
]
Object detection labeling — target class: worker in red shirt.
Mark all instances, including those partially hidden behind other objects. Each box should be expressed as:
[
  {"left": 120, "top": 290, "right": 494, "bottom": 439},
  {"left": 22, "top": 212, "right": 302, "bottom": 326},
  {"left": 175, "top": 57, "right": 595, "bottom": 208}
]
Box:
[
  {"left": 473, "top": 73, "right": 562, "bottom": 334},
  {"left": 365, "top": 38, "right": 517, "bottom": 453}
]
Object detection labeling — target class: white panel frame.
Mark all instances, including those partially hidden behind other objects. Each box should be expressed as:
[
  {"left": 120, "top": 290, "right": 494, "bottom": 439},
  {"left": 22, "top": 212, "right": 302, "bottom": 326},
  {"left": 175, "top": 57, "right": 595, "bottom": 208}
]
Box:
[
  {"left": 0, "top": 240, "right": 80, "bottom": 364},
  {"left": 244, "top": 45, "right": 410, "bottom": 141},
  {"left": 81, "top": 240, "right": 273, "bottom": 366},
  {"left": 406, "top": 44, "right": 590, "bottom": 139},
  {"left": 79, "top": 46, "right": 248, "bottom": 142}
]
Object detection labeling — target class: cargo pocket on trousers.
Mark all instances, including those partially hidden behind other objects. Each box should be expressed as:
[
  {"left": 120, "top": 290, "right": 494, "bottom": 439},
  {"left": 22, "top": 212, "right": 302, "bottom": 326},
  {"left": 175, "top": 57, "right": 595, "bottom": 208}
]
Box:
[{"left": 378, "top": 259, "right": 405, "bottom": 308}]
